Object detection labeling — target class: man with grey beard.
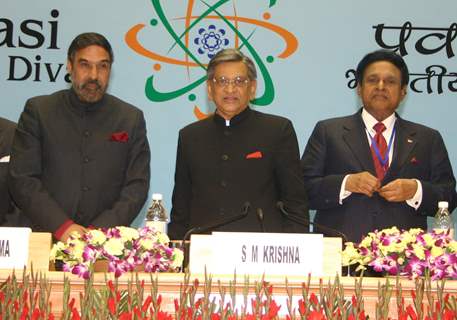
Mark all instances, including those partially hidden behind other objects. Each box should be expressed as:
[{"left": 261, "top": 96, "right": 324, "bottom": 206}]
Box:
[{"left": 9, "top": 32, "right": 150, "bottom": 242}]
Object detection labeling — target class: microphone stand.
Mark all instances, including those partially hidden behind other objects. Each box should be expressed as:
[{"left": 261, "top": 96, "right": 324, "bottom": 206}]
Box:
[
  {"left": 277, "top": 201, "right": 351, "bottom": 276},
  {"left": 256, "top": 208, "right": 266, "bottom": 232},
  {"left": 181, "top": 201, "right": 251, "bottom": 270}
]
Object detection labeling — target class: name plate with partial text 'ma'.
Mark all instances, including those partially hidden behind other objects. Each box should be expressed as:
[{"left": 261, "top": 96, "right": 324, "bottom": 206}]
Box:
[
  {"left": 0, "top": 227, "right": 32, "bottom": 269},
  {"left": 189, "top": 232, "right": 323, "bottom": 276}
]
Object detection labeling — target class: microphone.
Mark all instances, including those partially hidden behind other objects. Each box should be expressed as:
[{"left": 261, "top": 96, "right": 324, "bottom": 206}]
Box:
[
  {"left": 276, "top": 201, "right": 348, "bottom": 243},
  {"left": 181, "top": 201, "right": 251, "bottom": 269},
  {"left": 256, "top": 208, "right": 266, "bottom": 232}
]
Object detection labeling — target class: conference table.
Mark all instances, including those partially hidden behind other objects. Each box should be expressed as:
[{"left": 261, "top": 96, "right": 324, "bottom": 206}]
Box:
[{"left": 1, "top": 233, "right": 457, "bottom": 318}]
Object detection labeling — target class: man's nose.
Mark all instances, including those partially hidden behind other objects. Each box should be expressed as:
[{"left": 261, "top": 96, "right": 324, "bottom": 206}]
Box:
[
  {"left": 223, "top": 81, "right": 236, "bottom": 92},
  {"left": 88, "top": 65, "right": 98, "bottom": 79},
  {"left": 376, "top": 80, "right": 385, "bottom": 90}
]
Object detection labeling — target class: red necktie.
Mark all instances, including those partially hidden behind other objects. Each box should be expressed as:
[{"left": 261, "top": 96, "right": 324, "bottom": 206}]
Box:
[{"left": 371, "top": 122, "right": 388, "bottom": 180}]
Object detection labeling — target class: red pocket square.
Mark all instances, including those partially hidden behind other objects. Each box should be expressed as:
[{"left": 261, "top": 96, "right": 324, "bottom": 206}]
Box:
[
  {"left": 246, "top": 151, "right": 262, "bottom": 159},
  {"left": 110, "top": 131, "right": 129, "bottom": 143}
]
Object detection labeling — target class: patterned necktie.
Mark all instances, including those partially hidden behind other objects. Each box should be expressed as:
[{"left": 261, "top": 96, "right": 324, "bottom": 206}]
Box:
[{"left": 371, "top": 122, "right": 388, "bottom": 180}]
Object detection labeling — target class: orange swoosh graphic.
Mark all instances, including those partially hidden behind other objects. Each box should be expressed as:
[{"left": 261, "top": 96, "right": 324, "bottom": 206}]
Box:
[{"left": 125, "top": 15, "right": 297, "bottom": 66}]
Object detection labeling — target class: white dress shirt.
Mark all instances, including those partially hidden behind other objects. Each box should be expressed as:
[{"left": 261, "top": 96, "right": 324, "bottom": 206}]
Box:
[{"left": 339, "top": 108, "right": 422, "bottom": 209}]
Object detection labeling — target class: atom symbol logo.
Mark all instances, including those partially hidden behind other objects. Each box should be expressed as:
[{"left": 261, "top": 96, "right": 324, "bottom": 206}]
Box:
[
  {"left": 195, "top": 25, "right": 230, "bottom": 58},
  {"left": 126, "top": 0, "right": 298, "bottom": 119}
]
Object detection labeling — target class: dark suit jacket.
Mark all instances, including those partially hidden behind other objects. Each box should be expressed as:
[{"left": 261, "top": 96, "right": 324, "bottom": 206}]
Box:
[
  {"left": 0, "top": 117, "right": 17, "bottom": 225},
  {"left": 9, "top": 89, "right": 150, "bottom": 233},
  {"left": 301, "top": 110, "right": 457, "bottom": 242},
  {"left": 168, "top": 107, "right": 308, "bottom": 239}
]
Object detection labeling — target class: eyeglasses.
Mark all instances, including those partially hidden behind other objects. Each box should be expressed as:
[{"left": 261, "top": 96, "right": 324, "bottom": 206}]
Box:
[{"left": 212, "top": 76, "right": 250, "bottom": 88}]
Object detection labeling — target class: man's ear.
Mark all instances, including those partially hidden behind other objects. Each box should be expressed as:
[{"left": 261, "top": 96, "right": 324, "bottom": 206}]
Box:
[
  {"left": 249, "top": 79, "right": 257, "bottom": 100},
  {"left": 356, "top": 84, "right": 362, "bottom": 98},
  {"left": 400, "top": 86, "right": 407, "bottom": 101},
  {"left": 66, "top": 59, "right": 73, "bottom": 73},
  {"left": 207, "top": 80, "right": 213, "bottom": 101}
]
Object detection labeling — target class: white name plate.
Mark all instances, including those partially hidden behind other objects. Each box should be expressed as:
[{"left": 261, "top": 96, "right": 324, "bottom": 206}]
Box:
[
  {"left": 0, "top": 227, "right": 32, "bottom": 269},
  {"left": 189, "top": 232, "right": 323, "bottom": 276}
]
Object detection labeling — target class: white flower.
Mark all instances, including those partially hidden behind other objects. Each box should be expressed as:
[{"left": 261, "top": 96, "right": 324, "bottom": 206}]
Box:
[
  {"left": 88, "top": 230, "right": 107, "bottom": 245},
  {"left": 171, "top": 248, "right": 184, "bottom": 269},
  {"left": 104, "top": 238, "right": 124, "bottom": 256},
  {"left": 157, "top": 233, "right": 170, "bottom": 244},
  {"left": 50, "top": 241, "right": 66, "bottom": 261},
  {"left": 118, "top": 226, "right": 140, "bottom": 241},
  {"left": 139, "top": 238, "right": 154, "bottom": 250}
]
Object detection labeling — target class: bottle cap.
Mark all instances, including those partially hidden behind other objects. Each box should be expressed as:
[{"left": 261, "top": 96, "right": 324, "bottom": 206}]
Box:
[
  {"left": 438, "top": 201, "right": 449, "bottom": 209},
  {"left": 152, "top": 193, "right": 163, "bottom": 201}
]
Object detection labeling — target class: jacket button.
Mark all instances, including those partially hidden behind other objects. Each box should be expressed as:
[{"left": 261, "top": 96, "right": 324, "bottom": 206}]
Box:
[
  {"left": 84, "top": 157, "right": 90, "bottom": 163},
  {"left": 221, "top": 154, "right": 229, "bottom": 161}
]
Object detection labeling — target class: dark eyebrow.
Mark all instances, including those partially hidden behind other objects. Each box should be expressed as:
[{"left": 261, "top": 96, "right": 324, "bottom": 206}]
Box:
[{"left": 77, "top": 58, "right": 111, "bottom": 64}]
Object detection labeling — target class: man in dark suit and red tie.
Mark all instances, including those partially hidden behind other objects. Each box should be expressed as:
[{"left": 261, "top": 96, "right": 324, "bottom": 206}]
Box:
[
  {"left": 168, "top": 49, "right": 308, "bottom": 239},
  {"left": 301, "top": 49, "right": 457, "bottom": 243}
]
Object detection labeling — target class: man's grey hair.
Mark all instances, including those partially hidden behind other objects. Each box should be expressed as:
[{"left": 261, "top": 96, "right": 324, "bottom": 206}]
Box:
[{"left": 207, "top": 49, "right": 257, "bottom": 80}]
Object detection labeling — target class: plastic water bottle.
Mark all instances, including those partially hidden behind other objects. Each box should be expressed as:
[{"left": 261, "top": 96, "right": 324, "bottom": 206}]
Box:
[
  {"left": 433, "top": 201, "right": 454, "bottom": 238},
  {"left": 145, "top": 193, "right": 168, "bottom": 234}
]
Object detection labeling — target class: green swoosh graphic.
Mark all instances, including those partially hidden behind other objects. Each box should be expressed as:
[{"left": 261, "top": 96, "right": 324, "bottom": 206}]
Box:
[
  {"left": 145, "top": 0, "right": 275, "bottom": 105},
  {"left": 202, "top": 0, "right": 274, "bottom": 105},
  {"left": 145, "top": 74, "right": 208, "bottom": 102},
  {"left": 151, "top": 0, "right": 206, "bottom": 69}
]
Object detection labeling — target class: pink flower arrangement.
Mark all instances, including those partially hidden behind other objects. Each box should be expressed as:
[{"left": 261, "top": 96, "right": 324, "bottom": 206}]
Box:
[
  {"left": 50, "top": 226, "right": 183, "bottom": 278},
  {"left": 342, "top": 227, "right": 457, "bottom": 280}
]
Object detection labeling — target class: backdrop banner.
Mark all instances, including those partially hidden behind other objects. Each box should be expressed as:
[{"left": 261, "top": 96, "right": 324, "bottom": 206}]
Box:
[{"left": 2, "top": 0, "right": 456, "bottom": 227}]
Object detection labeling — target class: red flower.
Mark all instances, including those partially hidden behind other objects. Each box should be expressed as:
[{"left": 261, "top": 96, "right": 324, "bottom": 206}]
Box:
[
  {"left": 142, "top": 296, "right": 152, "bottom": 313},
  {"left": 308, "top": 310, "right": 325, "bottom": 320},
  {"left": 110, "top": 131, "right": 129, "bottom": 143},
  {"left": 20, "top": 304, "right": 29, "bottom": 320},
  {"left": 68, "top": 298, "right": 76, "bottom": 310},
  {"left": 406, "top": 305, "right": 417, "bottom": 320},
  {"left": 246, "top": 151, "right": 262, "bottom": 159},
  {"left": 107, "top": 280, "right": 115, "bottom": 292},
  {"left": 158, "top": 311, "right": 173, "bottom": 320},
  {"left": 119, "top": 312, "right": 132, "bottom": 320},
  {"left": 410, "top": 157, "right": 419, "bottom": 164},
  {"left": 358, "top": 311, "right": 366, "bottom": 320},
  {"left": 108, "top": 297, "right": 116, "bottom": 315},
  {"left": 31, "top": 308, "right": 41, "bottom": 320},
  {"left": 298, "top": 299, "right": 306, "bottom": 315},
  {"left": 211, "top": 314, "right": 221, "bottom": 320},
  {"left": 133, "top": 307, "right": 142, "bottom": 319},
  {"left": 268, "top": 300, "right": 281, "bottom": 317},
  {"left": 310, "top": 293, "right": 319, "bottom": 306},
  {"left": 443, "top": 309, "right": 456, "bottom": 320},
  {"left": 71, "top": 308, "right": 81, "bottom": 320},
  {"left": 352, "top": 295, "right": 357, "bottom": 307}
]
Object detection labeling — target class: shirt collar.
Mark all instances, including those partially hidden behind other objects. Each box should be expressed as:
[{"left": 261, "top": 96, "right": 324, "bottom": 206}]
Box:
[
  {"left": 213, "top": 106, "right": 252, "bottom": 127},
  {"left": 68, "top": 88, "right": 106, "bottom": 115},
  {"left": 361, "top": 108, "right": 396, "bottom": 133}
]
